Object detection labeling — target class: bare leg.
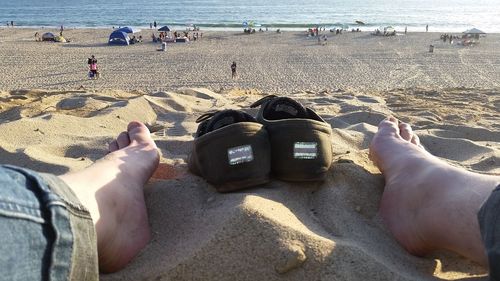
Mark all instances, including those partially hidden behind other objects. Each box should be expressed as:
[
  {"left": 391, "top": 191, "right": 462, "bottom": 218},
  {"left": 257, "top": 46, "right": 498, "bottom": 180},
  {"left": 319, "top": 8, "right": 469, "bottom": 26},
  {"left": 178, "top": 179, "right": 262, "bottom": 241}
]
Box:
[
  {"left": 59, "top": 121, "right": 159, "bottom": 273},
  {"left": 370, "top": 117, "right": 500, "bottom": 266}
]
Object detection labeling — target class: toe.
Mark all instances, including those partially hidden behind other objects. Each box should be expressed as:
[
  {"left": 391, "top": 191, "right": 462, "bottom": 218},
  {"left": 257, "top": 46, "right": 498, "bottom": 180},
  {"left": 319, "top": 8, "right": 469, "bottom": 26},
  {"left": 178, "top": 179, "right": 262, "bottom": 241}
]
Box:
[
  {"left": 411, "top": 134, "right": 420, "bottom": 146},
  {"left": 127, "top": 121, "right": 155, "bottom": 146},
  {"left": 116, "top": 131, "right": 130, "bottom": 149},
  {"left": 387, "top": 116, "right": 398, "bottom": 123},
  {"left": 377, "top": 116, "right": 400, "bottom": 137},
  {"left": 109, "top": 140, "right": 119, "bottom": 152},
  {"left": 399, "top": 123, "right": 413, "bottom": 141}
]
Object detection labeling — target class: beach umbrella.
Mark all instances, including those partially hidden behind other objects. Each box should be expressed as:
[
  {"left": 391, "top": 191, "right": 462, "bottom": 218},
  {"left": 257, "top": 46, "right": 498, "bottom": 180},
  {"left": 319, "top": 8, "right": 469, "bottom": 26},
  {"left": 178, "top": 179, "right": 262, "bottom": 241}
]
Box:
[
  {"left": 158, "top": 26, "right": 170, "bottom": 32},
  {"left": 243, "top": 21, "right": 255, "bottom": 27}
]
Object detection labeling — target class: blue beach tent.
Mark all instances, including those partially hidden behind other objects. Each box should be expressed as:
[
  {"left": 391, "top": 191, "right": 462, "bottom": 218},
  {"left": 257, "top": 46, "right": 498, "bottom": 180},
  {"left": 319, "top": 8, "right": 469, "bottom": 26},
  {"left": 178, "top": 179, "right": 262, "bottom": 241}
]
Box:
[
  {"left": 116, "top": 26, "right": 140, "bottom": 33},
  {"left": 108, "top": 31, "right": 130, "bottom": 45}
]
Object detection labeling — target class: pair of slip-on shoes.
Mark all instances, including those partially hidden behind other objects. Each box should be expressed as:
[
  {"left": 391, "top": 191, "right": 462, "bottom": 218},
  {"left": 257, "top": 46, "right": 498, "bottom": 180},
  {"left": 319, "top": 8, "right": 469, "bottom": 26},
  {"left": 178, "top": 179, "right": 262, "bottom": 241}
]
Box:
[{"left": 188, "top": 95, "right": 333, "bottom": 192}]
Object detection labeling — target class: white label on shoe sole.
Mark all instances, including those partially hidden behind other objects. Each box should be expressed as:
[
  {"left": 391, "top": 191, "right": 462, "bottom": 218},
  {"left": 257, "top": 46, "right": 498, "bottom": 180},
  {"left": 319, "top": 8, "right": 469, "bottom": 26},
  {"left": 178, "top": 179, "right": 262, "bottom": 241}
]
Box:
[
  {"left": 294, "top": 142, "right": 318, "bottom": 159},
  {"left": 228, "top": 145, "right": 254, "bottom": 165}
]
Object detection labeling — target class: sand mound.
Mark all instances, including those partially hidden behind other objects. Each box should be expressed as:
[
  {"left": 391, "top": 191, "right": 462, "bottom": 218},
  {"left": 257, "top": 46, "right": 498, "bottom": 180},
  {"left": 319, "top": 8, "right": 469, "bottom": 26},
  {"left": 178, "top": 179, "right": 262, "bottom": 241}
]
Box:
[{"left": 0, "top": 87, "right": 497, "bottom": 280}]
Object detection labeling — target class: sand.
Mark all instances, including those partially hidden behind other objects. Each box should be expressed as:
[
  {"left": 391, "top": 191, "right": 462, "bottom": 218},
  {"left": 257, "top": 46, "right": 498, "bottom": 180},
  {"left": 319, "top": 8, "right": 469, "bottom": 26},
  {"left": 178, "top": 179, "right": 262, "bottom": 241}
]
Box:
[
  {"left": 0, "top": 28, "right": 499, "bottom": 280},
  {"left": 0, "top": 28, "right": 500, "bottom": 92}
]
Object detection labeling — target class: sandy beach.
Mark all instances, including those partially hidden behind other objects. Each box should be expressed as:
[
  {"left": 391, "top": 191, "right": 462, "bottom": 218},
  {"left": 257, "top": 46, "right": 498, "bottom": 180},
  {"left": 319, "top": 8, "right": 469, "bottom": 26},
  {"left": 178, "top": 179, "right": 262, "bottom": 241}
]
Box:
[
  {"left": 0, "top": 28, "right": 499, "bottom": 280},
  {"left": 1, "top": 28, "right": 500, "bottom": 92}
]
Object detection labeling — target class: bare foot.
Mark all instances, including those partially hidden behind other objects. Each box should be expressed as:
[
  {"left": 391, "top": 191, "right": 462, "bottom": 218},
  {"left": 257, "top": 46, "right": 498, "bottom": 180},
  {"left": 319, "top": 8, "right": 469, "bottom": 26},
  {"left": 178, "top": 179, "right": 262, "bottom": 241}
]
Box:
[
  {"left": 59, "top": 121, "right": 159, "bottom": 273},
  {"left": 370, "top": 117, "right": 499, "bottom": 266}
]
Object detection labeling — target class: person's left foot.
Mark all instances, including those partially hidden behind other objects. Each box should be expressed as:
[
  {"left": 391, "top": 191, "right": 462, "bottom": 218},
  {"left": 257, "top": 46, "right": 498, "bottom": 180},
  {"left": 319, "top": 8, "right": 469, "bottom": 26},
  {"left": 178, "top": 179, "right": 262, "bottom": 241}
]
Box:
[
  {"left": 370, "top": 117, "right": 499, "bottom": 265},
  {"left": 60, "top": 121, "right": 159, "bottom": 273}
]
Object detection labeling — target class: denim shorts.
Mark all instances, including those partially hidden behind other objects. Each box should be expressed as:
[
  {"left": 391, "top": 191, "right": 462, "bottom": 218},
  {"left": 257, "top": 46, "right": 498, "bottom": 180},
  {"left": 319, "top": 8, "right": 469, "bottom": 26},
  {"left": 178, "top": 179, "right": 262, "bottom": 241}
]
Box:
[
  {"left": 0, "top": 165, "right": 98, "bottom": 281},
  {"left": 478, "top": 184, "right": 500, "bottom": 281}
]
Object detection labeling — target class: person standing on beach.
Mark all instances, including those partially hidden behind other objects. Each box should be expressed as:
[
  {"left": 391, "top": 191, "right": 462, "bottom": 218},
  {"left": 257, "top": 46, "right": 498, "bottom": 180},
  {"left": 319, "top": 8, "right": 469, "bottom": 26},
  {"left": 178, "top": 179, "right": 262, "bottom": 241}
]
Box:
[
  {"left": 231, "top": 62, "right": 237, "bottom": 79},
  {"left": 405, "top": 26, "right": 407, "bottom": 34},
  {"left": 11, "top": 21, "right": 14, "bottom": 27},
  {"left": 87, "top": 55, "right": 97, "bottom": 66},
  {"left": 87, "top": 55, "right": 98, "bottom": 79},
  {"left": 150, "top": 23, "right": 153, "bottom": 29},
  {"left": 426, "top": 24, "right": 428, "bottom": 32},
  {"left": 154, "top": 21, "right": 157, "bottom": 29}
]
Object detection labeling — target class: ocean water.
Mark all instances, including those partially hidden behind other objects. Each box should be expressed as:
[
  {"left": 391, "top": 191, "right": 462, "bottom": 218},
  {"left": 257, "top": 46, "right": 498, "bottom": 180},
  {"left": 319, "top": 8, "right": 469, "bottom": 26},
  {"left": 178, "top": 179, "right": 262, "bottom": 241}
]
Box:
[{"left": 0, "top": 0, "right": 499, "bottom": 33}]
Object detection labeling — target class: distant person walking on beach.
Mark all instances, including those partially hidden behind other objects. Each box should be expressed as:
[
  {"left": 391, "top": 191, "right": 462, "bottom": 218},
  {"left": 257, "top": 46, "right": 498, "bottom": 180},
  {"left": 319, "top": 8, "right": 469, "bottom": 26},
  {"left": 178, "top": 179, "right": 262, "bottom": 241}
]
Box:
[
  {"left": 60, "top": 25, "right": 64, "bottom": 36},
  {"left": 231, "top": 61, "right": 237, "bottom": 79},
  {"left": 405, "top": 26, "right": 407, "bottom": 34},
  {"left": 150, "top": 22, "right": 153, "bottom": 29},
  {"left": 87, "top": 55, "right": 99, "bottom": 79},
  {"left": 426, "top": 25, "right": 428, "bottom": 32},
  {"left": 154, "top": 21, "right": 157, "bottom": 29},
  {"left": 11, "top": 21, "right": 14, "bottom": 27}
]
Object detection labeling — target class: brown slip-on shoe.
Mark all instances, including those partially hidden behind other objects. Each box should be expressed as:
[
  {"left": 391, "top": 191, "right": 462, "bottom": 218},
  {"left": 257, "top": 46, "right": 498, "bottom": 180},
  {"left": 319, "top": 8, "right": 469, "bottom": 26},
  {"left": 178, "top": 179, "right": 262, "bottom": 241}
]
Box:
[
  {"left": 251, "top": 95, "right": 333, "bottom": 181},
  {"left": 188, "top": 110, "right": 271, "bottom": 192}
]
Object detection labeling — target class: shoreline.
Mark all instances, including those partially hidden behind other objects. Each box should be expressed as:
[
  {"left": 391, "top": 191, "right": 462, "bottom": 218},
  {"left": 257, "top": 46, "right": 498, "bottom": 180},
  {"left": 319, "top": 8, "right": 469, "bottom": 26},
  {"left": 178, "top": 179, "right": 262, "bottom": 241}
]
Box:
[{"left": 1, "top": 26, "right": 497, "bottom": 33}]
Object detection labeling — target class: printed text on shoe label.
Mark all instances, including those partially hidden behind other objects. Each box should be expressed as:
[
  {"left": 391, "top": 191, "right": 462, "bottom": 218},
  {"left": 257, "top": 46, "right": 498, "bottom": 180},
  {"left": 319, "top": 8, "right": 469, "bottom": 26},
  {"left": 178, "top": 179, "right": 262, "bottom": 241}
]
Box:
[
  {"left": 294, "top": 142, "right": 318, "bottom": 159},
  {"left": 228, "top": 145, "right": 254, "bottom": 165}
]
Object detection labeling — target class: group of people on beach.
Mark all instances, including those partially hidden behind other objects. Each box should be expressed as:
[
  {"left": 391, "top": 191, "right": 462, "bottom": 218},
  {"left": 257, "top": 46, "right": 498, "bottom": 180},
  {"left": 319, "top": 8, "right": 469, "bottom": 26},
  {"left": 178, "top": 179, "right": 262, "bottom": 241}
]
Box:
[
  {"left": 373, "top": 27, "right": 397, "bottom": 36},
  {"left": 152, "top": 30, "right": 202, "bottom": 43},
  {"left": 441, "top": 33, "right": 457, "bottom": 43}
]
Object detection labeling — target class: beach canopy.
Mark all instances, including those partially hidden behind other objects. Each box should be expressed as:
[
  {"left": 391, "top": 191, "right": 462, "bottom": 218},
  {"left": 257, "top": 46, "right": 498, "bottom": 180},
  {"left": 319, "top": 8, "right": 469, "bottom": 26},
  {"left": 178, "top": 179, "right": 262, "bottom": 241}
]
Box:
[
  {"left": 116, "top": 26, "right": 140, "bottom": 34},
  {"left": 463, "top": 28, "right": 486, "bottom": 34},
  {"left": 158, "top": 26, "right": 170, "bottom": 32},
  {"left": 243, "top": 21, "right": 262, "bottom": 28},
  {"left": 243, "top": 21, "right": 254, "bottom": 27},
  {"left": 42, "top": 32, "right": 55, "bottom": 41},
  {"left": 108, "top": 31, "right": 130, "bottom": 45}
]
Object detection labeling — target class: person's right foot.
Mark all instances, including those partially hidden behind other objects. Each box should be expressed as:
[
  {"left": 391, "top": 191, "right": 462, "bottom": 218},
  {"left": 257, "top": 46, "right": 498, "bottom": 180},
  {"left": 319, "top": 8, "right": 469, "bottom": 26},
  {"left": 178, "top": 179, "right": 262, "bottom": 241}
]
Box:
[
  {"left": 60, "top": 121, "right": 159, "bottom": 273},
  {"left": 370, "top": 117, "right": 499, "bottom": 266}
]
